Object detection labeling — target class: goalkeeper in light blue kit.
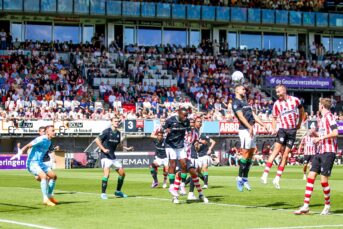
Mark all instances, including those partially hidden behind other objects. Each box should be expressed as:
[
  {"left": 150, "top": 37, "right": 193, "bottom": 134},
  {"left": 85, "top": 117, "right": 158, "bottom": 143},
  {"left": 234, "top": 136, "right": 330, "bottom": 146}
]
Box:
[{"left": 13, "top": 125, "right": 58, "bottom": 206}]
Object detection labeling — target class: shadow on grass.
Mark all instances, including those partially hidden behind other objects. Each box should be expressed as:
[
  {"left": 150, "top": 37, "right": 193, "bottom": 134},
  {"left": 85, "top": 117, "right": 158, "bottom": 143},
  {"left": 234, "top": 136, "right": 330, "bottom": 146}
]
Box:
[
  {"left": 331, "top": 209, "right": 343, "bottom": 214},
  {"left": 208, "top": 186, "right": 225, "bottom": 189},
  {"left": 0, "top": 202, "right": 39, "bottom": 210},
  {"left": 57, "top": 201, "right": 90, "bottom": 205},
  {"left": 207, "top": 195, "right": 225, "bottom": 202}
]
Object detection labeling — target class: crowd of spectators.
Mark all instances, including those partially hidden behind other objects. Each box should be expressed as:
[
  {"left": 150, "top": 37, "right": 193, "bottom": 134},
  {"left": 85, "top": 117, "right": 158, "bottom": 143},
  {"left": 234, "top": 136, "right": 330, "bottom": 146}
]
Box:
[
  {"left": 131, "top": 0, "right": 341, "bottom": 12},
  {"left": 0, "top": 32, "right": 342, "bottom": 122}
]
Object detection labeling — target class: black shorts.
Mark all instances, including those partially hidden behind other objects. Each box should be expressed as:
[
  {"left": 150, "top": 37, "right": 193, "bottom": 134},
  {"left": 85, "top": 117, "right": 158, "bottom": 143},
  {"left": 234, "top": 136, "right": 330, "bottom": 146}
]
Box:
[
  {"left": 276, "top": 128, "right": 297, "bottom": 149},
  {"left": 186, "top": 159, "right": 197, "bottom": 171},
  {"left": 310, "top": 152, "right": 336, "bottom": 177},
  {"left": 303, "top": 155, "right": 315, "bottom": 164}
]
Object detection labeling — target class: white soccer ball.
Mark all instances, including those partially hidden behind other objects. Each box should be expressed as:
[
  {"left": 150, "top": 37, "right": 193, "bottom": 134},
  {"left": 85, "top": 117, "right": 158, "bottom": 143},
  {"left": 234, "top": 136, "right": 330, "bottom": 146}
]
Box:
[{"left": 232, "top": 71, "right": 244, "bottom": 82}]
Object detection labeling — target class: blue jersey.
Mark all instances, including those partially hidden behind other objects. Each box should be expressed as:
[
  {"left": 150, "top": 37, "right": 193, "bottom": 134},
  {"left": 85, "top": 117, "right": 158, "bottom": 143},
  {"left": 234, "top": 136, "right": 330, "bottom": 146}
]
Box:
[{"left": 26, "top": 136, "right": 52, "bottom": 166}]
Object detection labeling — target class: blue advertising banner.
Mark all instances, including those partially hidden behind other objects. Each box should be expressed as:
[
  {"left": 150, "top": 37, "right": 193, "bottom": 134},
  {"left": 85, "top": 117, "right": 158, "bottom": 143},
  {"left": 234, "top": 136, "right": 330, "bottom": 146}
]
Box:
[{"left": 265, "top": 76, "right": 333, "bottom": 89}]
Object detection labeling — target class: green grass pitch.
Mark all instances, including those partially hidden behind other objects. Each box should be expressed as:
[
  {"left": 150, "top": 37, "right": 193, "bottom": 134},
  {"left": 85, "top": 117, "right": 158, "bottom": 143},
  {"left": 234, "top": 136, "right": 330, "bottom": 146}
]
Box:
[{"left": 1, "top": 166, "right": 343, "bottom": 229}]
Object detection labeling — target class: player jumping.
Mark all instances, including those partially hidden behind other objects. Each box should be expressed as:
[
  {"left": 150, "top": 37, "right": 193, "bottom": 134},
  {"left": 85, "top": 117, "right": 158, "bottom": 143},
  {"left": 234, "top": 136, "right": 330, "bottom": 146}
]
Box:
[
  {"left": 232, "top": 85, "right": 268, "bottom": 191},
  {"left": 261, "top": 84, "right": 304, "bottom": 189},
  {"left": 294, "top": 98, "right": 338, "bottom": 215},
  {"left": 95, "top": 117, "right": 134, "bottom": 200}
]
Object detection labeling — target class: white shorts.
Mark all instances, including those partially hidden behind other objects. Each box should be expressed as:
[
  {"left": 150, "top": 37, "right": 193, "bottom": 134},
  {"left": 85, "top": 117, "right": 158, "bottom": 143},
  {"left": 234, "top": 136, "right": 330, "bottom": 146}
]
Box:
[
  {"left": 101, "top": 158, "right": 123, "bottom": 169},
  {"left": 28, "top": 162, "right": 51, "bottom": 176},
  {"left": 239, "top": 129, "right": 256, "bottom": 149},
  {"left": 166, "top": 148, "right": 187, "bottom": 160},
  {"left": 198, "top": 155, "right": 211, "bottom": 168},
  {"left": 154, "top": 157, "right": 169, "bottom": 167},
  {"left": 43, "top": 161, "right": 53, "bottom": 169}
]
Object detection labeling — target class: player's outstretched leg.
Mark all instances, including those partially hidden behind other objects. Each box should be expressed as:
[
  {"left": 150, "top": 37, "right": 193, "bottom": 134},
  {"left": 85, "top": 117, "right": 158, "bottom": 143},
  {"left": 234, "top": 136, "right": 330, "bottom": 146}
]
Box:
[{"left": 115, "top": 168, "right": 128, "bottom": 198}]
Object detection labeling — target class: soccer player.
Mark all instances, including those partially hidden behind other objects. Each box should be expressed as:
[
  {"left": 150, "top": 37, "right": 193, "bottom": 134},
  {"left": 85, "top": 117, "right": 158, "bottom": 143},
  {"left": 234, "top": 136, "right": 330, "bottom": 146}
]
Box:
[
  {"left": 19, "top": 126, "right": 58, "bottom": 206},
  {"left": 150, "top": 131, "right": 169, "bottom": 189},
  {"left": 297, "top": 129, "right": 317, "bottom": 180},
  {"left": 185, "top": 138, "right": 209, "bottom": 203},
  {"left": 164, "top": 108, "right": 206, "bottom": 203},
  {"left": 95, "top": 117, "right": 134, "bottom": 200},
  {"left": 151, "top": 118, "right": 166, "bottom": 138},
  {"left": 261, "top": 84, "right": 304, "bottom": 189},
  {"left": 164, "top": 108, "right": 190, "bottom": 199},
  {"left": 197, "top": 135, "right": 215, "bottom": 189},
  {"left": 294, "top": 98, "right": 338, "bottom": 215},
  {"left": 232, "top": 85, "right": 268, "bottom": 191}
]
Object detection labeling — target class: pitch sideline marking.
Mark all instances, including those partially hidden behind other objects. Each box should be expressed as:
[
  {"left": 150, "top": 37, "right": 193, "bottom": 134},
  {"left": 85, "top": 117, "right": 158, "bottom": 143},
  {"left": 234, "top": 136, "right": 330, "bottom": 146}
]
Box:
[
  {"left": 0, "top": 219, "right": 56, "bottom": 229},
  {"left": 247, "top": 225, "right": 343, "bottom": 229},
  {"left": 5, "top": 187, "right": 343, "bottom": 216}
]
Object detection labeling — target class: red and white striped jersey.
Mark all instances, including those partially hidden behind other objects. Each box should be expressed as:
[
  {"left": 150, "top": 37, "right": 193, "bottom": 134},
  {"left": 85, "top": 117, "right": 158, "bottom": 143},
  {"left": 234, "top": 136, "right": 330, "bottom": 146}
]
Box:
[
  {"left": 318, "top": 112, "right": 337, "bottom": 154},
  {"left": 272, "top": 95, "right": 301, "bottom": 129},
  {"left": 184, "top": 128, "right": 200, "bottom": 147},
  {"left": 300, "top": 135, "right": 317, "bottom": 155}
]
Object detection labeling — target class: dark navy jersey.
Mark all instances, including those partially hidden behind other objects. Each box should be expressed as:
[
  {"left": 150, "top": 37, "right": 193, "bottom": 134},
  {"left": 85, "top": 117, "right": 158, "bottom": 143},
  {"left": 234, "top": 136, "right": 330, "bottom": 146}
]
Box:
[
  {"left": 232, "top": 98, "right": 255, "bottom": 130},
  {"left": 98, "top": 128, "right": 121, "bottom": 160},
  {"left": 198, "top": 136, "right": 210, "bottom": 157},
  {"left": 190, "top": 137, "right": 210, "bottom": 158},
  {"left": 43, "top": 143, "right": 55, "bottom": 162},
  {"left": 153, "top": 138, "right": 167, "bottom": 159},
  {"left": 163, "top": 115, "right": 190, "bottom": 149}
]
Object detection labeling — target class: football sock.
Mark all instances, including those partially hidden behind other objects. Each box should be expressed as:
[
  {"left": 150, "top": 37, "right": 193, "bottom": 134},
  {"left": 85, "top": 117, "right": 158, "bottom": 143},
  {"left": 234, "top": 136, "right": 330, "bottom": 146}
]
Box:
[
  {"left": 191, "top": 175, "right": 202, "bottom": 194},
  {"left": 198, "top": 172, "right": 205, "bottom": 181},
  {"left": 181, "top": 173, "right": 187, "bottom": 183},
  {"left": 276, "top": 166, "right": 285, "bottom": 178},
  {"left": 47, "top": 179, "right": 56, "bottom": 198},
  {"left": 304, "top": 178, "right": 315, "bottom": 208},
  {"left": 101, "top": 177, "right": 108, "bottom": 193},
  {"left": 321, "top": 182, "right": 331, "bottom": 206},
  {"left": 168, "top": 174, "right": 175, "bottom": 185},
  {"left": 242, "top": 159, "right": 252, "bottom": 178},
  {"left": 185, "top": 176, "right": 192, "bottom": 185},
  {"left": 40, "top": 179, "right": 48, "bottom": 199},
  {"left": 173, "top": 174, "right": 181, "bottom": 191},
  {"left": 116, "top": 176, "right": 125, "bottom": 192},
  {"left": 150, "top": 168, "right": 158, "bottom": 183},
  {"left": 203, "top": 172, "right": 209, "bottom": 185},
  {"left": 262, "top": 162, "right": 273, "bottom": 177},
  {"left": 189, "top": 180, "right": 195, "bottom": 192}
]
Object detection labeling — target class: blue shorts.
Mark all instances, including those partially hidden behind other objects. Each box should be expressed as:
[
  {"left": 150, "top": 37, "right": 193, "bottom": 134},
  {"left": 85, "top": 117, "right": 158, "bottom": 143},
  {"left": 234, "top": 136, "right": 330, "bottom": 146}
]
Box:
[{"left": 27, "top": 161, "right": 51, "bottom": 176}]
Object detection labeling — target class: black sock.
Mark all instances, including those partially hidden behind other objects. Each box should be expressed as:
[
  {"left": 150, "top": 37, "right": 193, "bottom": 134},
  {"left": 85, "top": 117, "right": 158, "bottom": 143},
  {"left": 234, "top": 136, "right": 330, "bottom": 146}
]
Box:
[
  {"left": 203, "top": 172, "right": 209, "bottom": 185},
  {"left": 198, "top": 173, "right": 205, "bottom": 181},
  {"left": 243, "top": 160, "right": 252, "bottom": 178},
  {"left": 238, "top": 163, "right": 244, "bottom": 177},
  {"left": 189, "top": 180, "right": 195, "bottom": 192},
  {"left": 102, "top": 177, "right": 108, "bottom": 193},
  {"left": 185, "top": 176, "right": 192, "bottom": 185},
  {"left": 150, "top": 168, "right": 158, "bottom": 183},
  {"left": 117, "top": 176, "right": 125, "bottom": 191}
]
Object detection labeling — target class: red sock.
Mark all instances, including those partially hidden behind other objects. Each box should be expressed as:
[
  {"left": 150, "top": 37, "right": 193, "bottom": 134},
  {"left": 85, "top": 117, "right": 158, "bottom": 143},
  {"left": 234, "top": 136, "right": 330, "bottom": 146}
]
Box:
[
  {"left": 263, "top": 162, "right": 273, "bottom": 176},
  {"left": 276, "top": 166, "right": 285, "bottom": 178},
  {"left": 304, "top": 178, "right": 315, "bottom": 206},
  {"left": 321, "top": 182, "right": 331, "bottom": 205},
  {"left": 191, "top": 175, "right": 202, "bottom": 194},
  {"left": 174, "top": 174, "right": 181, "bottom": 191},
  {"left": 163, "top": 172, "right": 168, "bottom": 182}
]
